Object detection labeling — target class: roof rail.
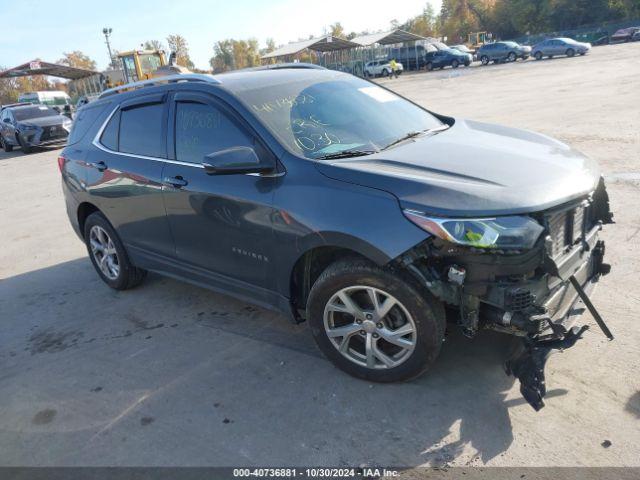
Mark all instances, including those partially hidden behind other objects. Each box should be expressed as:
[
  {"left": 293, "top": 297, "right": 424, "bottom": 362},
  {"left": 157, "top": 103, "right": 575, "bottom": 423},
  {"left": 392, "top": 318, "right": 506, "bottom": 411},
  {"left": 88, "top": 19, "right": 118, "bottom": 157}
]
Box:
[
  {"left": 244, "top": 62, "right": 326, "bottom": 72},
  {"left": 99, "top": 74, "right": 221, "bottom": 99}
]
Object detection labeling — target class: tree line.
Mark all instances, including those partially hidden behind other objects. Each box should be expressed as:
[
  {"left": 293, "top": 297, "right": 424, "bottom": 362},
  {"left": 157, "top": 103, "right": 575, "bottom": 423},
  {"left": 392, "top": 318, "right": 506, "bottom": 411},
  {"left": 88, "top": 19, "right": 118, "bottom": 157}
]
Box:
[{"left": 435, "top": 0, "right": 640, "bottom": 44}]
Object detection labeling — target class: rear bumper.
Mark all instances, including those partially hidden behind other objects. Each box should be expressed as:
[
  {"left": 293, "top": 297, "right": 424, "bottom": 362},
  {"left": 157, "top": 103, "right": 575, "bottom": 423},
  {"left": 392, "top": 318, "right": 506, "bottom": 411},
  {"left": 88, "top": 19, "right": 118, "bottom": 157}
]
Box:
[{"left": 62, "top": 178, "right": 83, "bottom": 241}]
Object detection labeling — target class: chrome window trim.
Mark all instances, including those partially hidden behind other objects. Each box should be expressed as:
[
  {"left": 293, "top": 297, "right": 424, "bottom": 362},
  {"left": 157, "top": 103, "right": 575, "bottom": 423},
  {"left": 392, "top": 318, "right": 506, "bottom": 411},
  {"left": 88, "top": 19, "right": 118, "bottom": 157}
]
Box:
[
  {"left": 91, "top": 104, "right": 285, "bottom": 177},
  {"left": 92, "top": 105, "right": 204, "bottom": 169}
]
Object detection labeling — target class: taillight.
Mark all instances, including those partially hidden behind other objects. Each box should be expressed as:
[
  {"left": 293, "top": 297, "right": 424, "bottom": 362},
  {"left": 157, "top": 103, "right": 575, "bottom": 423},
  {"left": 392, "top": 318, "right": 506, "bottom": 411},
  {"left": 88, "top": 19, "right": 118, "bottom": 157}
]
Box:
[{"left": 57, "top": 155, "right": 66, "bottom": 173}]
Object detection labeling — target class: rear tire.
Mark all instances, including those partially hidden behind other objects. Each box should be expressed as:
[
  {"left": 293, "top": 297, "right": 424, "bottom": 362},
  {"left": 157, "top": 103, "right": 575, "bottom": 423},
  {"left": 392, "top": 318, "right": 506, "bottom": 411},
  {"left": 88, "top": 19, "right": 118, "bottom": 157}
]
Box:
[
  {"left": 84, "top": 212, "right": 147, "bottom": 290},
  {"left": 307, "top": 258, "right": 446, "bottom": 383}
]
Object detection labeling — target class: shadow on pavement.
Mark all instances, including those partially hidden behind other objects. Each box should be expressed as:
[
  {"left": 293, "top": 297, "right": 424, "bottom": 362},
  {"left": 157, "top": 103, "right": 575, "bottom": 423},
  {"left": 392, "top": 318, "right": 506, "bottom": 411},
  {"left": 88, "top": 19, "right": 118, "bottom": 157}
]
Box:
[{"left": 0, "top": 257, "right": 526, "bottom": 466}]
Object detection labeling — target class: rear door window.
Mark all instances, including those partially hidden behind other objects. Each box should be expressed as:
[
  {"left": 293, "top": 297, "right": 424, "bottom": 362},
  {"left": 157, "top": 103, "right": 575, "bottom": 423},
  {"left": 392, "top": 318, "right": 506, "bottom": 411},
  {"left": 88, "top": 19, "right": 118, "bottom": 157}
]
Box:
[{"left": 119, "top": 102, "right": 166, "bottom": 158}]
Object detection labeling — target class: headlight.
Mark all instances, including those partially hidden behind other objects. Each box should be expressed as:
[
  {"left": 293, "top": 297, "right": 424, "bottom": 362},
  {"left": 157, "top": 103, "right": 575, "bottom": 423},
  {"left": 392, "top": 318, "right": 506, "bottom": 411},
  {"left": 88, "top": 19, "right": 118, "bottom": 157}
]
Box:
[
  {"left": 403, "top": 210, "right": 544, "bottom": 249},
  {"left": 17, "top": 123, "right": 37, "bottom": 131},
  {"left": 62, "top": 119, "right": 73, "bottom": 131}
]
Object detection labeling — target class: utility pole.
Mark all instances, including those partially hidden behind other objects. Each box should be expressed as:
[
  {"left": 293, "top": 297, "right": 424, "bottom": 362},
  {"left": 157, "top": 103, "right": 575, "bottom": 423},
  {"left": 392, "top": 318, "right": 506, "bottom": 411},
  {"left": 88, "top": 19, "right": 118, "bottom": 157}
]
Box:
[{"left": 103, "top": 28, "right": 114, "bottom": 69}]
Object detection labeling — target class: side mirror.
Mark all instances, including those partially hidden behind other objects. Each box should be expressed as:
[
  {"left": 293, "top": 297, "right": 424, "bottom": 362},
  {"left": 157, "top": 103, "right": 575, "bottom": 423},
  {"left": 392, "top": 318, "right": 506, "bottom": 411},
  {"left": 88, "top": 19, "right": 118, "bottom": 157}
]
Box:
[{"left": 202, "top": 146, "right": 274, "bottom": 176}]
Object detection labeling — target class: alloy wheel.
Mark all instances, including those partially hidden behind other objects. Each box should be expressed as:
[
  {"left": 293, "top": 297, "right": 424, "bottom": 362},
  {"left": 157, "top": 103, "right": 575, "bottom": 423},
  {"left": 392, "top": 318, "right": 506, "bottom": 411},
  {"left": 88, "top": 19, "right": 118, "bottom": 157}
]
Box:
[
  {"left": 89, "top": 225, "right": 120, "bottom": 280},
  {"left": 323, "top": 286, "right": 417, "bottom": 369}
]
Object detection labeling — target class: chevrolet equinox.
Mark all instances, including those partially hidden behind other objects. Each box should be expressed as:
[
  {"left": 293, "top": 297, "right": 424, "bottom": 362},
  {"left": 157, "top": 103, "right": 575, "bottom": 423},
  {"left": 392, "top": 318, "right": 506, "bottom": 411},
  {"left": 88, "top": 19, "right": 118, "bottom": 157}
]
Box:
[{"left": 60, "top": 66, "right": 614, "bottom": 410}]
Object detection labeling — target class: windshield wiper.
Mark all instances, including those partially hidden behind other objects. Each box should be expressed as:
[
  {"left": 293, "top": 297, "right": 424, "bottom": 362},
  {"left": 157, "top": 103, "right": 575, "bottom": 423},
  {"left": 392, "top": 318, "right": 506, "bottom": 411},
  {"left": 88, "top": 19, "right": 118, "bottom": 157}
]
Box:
[
  {"left": 381, "top": 125, "right": 450, "bottom": 151},
  {"left": 314, "top": 149, "right": 377, "bottom": 160}
]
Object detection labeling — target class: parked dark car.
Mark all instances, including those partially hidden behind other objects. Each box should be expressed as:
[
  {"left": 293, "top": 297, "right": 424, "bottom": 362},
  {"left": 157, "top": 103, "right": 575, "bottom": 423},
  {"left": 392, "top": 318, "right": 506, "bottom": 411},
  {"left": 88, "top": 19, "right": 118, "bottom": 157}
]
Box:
[
  {"left": 477, "top": 41, "right": 532, "bottom": 65},
  {"left": 611, "top": 27, "right": 640, "bottom": 42},
  {"left": 0, "top": 104, "right": 71, "bottom": 153},
  {"left": 532, "top": 37, "right": 591, "bottom": 60},
  {"left": 60, "top": 68, "right": 613, "bottom": 410},
  {"left": 424, "top": 48, "right": 472, "bottom": 71}
]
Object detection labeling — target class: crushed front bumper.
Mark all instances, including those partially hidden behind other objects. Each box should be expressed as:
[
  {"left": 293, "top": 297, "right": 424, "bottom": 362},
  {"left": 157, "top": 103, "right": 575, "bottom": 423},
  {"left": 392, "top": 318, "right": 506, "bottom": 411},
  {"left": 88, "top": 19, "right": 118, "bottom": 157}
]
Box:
[
  {"left": 399, "top": 217, "right": 613, "bottom": 411},
  {"left": 486, "top": 231, "right": 613, "bottom": 410},
  {"left": 397, "top": 180, "right": 614, "bottom": 410}
]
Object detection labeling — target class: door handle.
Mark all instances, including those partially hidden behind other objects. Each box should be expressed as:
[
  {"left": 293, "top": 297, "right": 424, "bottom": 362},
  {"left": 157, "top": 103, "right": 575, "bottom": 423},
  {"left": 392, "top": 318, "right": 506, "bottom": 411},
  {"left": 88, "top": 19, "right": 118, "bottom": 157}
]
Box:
[
  {"left": 89, "top": 161, "right": 107, "bottom": 172},
  {"left": 163, "top": 176, "right": 188, "bottom": 188}
]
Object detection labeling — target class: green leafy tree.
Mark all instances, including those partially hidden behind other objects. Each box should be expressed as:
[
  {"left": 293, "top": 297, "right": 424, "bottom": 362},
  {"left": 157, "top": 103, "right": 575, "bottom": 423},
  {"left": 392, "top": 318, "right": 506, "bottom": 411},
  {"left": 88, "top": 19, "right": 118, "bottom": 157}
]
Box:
[
  {"left": 57, "top": 51, "right": 97, "bottom": 70},
  {"left": 167, "top": 34, "right": 195, "bottom": 70},
  {"left": 144, "top": 39, "right": 166, "bottom": 51},
  {"left": 329, "top": 22, "right": 345, "bottom": 37}
]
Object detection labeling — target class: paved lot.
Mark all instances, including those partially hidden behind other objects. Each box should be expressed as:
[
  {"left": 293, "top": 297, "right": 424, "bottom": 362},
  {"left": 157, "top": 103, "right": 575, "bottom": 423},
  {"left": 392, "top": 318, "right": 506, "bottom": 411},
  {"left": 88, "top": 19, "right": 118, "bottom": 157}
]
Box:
[{"left": 1, "top": 43, "right": 639, "bottom": 467}]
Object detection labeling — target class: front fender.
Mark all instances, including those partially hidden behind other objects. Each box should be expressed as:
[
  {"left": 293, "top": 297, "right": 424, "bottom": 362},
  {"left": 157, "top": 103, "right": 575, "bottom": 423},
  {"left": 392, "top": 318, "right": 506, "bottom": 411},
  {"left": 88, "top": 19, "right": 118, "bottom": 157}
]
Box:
[{"left": 271, "top": 156, "right": 429, "bottom": 297}]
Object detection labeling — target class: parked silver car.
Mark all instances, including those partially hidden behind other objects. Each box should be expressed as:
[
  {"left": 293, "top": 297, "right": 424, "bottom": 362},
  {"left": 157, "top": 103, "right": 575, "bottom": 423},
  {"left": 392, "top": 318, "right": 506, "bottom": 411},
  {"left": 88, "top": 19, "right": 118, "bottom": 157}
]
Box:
[
  {"left": 532, "top": 37, "right": 591, "bottom": 60},
  {"left": 364, "top": 60, "right": 404, "bottom": 77}
]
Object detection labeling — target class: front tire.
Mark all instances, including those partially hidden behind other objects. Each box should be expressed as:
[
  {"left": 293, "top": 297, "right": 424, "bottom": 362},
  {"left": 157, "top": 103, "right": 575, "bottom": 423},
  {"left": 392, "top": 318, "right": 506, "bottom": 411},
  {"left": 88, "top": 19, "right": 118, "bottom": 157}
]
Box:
[
  {"left": 566, "top": 48, "right": 575, "bottom": 57},
  {"left": 84, "top": 212, "right": 147, "bottom": 290},
  {"left": 451, "top": 59, "right": 459, "bottom": 68},
  {"left": 307, "top": 258, "right": 446, "bottom": 383},
  {"left": 480, "top": 55, "right": 489, "bottom": 65},
  {"left": 17, "top": 135, "right": 31, "bottom": 154},
  {"left": 508, "top": 52, "right": 517, "bottom": 62},
  {"left": 426, "top": 62, "right": 433, "bottom": 71},
  {"left": 534, "top": 51, "right": 543, "bottom": 60},
  {"left": 0, "top": 135, "right": 12, "bottom": 152}
]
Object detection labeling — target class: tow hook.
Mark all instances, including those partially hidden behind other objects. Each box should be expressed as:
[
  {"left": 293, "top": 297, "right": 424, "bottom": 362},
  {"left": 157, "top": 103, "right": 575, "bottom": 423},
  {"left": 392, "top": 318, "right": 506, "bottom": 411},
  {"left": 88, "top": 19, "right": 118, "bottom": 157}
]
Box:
[{"left": 505, "top": 325, "right": 589, "bottom": 411}]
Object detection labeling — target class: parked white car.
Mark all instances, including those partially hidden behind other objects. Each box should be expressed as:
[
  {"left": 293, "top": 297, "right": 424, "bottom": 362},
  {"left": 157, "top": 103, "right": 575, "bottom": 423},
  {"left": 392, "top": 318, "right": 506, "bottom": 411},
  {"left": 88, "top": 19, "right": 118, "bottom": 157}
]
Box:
[{"left": 364, "top": 60, "right": 404, "bottom": 77}]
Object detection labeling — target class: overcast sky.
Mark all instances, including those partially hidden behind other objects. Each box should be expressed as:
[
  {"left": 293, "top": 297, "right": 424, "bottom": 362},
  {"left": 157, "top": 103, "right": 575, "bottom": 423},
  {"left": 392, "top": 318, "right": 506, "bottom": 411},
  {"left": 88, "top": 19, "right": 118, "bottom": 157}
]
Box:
[{"left": 0, "top": 0, "right": 441, "bottom": 71}]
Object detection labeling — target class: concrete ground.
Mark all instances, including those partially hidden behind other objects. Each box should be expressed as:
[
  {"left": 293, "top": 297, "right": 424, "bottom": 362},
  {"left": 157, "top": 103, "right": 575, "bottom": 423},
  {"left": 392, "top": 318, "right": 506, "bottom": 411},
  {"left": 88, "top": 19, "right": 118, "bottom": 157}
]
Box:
[{"left": 1, "top": 42, "right": 639, "bottom": 467}]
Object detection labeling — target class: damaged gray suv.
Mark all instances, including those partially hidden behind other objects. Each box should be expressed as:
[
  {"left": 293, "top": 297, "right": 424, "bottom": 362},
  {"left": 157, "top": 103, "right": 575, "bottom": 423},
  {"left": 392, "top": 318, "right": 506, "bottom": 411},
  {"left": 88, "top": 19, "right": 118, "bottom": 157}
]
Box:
[{"left": 60, "top": 66, "right": 613, "bottom": 410}]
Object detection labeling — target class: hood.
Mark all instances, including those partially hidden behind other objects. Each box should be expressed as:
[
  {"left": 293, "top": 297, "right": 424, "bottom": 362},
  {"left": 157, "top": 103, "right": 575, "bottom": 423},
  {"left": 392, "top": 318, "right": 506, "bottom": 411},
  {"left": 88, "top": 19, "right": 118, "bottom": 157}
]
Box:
[
  {"left": 17, "top": 116, "right": 67, "bottom": 128},
  {"left": 315, "top": 119, "right": 600, "bottom": 217}
]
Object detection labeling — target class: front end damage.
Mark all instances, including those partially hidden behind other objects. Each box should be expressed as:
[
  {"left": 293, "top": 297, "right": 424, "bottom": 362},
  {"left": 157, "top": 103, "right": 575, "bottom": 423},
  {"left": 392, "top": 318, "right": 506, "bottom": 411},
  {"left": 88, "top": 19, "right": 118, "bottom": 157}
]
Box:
[{"left": 396, "top": 178, "right": 614, "bottom": 410}]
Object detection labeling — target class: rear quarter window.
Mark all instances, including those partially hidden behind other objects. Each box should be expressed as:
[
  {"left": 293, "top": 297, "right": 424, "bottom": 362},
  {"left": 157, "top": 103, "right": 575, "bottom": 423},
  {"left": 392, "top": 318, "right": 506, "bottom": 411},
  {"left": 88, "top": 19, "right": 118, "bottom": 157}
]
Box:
[
  {"left": 100, "top": 110, "right": 120, "bottom": 151},
  {"left": 68, "top": 102, "right": 110, "bottom": 145}
]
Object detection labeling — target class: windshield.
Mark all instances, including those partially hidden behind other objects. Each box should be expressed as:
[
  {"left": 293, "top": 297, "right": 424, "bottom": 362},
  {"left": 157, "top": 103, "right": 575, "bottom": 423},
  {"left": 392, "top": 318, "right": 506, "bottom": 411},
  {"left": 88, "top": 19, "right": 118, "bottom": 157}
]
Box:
[
  {"left": 138, "top": 53, "right": 163, "bottom": 74},
  {"left": 238, "top": 75, "right": 444, "bottom": 159},
  {"left": 13, "top": 106, "right": 59, "bottom": 121},
  {"left": 503, "top": 41, "right": 518, "bottom": 47}
]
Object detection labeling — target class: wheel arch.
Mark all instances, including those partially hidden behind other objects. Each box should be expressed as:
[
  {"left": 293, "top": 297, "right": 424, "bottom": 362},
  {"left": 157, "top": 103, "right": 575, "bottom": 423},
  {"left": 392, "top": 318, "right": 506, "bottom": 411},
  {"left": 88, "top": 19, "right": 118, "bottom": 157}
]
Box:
[
  {"left": 77, "top": 201, "right": 102, "bottom": 239},
  {"left": 286, "top": 235, "right": 392, "bottom": 322}
]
